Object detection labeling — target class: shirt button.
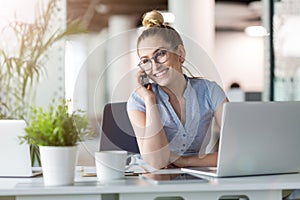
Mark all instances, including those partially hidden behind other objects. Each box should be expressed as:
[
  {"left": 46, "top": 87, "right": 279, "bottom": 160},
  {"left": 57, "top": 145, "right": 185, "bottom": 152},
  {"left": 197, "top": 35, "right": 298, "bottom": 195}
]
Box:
[
  {"left": 182, "top": 144, "right": 186, "bottom": 147},
  {"left": 183, "top": 134, "right": 186, "bottom": 137}
]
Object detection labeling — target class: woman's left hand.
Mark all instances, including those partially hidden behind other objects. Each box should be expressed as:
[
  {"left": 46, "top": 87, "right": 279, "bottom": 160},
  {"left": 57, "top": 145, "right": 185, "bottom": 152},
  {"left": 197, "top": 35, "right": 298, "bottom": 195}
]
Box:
[{"left": 168, "top": 152, "right": 187, "bottom": 168}]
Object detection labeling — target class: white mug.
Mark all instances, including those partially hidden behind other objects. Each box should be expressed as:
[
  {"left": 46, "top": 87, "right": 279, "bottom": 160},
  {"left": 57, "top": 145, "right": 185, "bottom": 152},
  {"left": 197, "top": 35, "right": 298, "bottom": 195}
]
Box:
[{"left": 94, "top": 150, "right": 136, "bottom": 182}]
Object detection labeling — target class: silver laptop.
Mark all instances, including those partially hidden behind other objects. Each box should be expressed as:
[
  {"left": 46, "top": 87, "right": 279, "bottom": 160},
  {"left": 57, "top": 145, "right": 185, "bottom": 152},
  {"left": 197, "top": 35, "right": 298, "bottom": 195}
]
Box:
[
  {"left": 182, "top": 101, "right": 300, "bottom": 177},
  {"left": 0, "top": 120, "right": 42, "bottom": 177}
]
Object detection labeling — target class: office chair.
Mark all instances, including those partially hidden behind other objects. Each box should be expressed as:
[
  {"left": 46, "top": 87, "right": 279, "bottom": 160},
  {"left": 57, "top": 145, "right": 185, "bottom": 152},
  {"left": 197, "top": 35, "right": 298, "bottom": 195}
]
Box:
[{"left": 100, "top": 102, "right": 140, "bottom": 153}]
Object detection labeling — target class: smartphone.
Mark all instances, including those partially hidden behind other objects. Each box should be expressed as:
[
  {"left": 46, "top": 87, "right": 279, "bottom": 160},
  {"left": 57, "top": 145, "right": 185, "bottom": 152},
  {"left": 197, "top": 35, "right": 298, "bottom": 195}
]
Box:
[
  {"left": 141, "top": 73, "right": 151, "bottom": 90},
  {"left": 140, "top": 173, "right": 207, "bottom": 185}
]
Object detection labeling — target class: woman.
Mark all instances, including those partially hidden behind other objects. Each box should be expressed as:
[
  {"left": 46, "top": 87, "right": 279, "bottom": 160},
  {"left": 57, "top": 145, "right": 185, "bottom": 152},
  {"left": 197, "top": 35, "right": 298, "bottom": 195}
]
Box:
[{"left": 127, "top": 10, "right": 228, "bottom": 169}]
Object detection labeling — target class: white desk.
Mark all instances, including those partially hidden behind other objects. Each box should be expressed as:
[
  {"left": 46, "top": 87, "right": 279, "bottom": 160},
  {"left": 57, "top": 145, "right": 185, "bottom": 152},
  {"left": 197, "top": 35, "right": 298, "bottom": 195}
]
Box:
[{"left": 1, "top": 169, "right": 300, "bottom": 200}]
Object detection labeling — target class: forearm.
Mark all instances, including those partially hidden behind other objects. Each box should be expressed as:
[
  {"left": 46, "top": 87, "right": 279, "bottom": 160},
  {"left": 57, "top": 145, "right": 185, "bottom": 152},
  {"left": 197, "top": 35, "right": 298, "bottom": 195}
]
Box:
[
  {"left": 171, "top": 152, "right": 218, "bottom": 168},
  {"left": 139, "top": 101, "right": 170, "bottom": 169}
]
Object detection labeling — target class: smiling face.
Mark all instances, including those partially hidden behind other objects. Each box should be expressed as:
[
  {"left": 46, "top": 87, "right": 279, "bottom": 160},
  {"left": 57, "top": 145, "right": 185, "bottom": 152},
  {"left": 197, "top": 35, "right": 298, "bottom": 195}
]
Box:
[{"left": 138, "top": 36, "right": 184, "bottom": 86}]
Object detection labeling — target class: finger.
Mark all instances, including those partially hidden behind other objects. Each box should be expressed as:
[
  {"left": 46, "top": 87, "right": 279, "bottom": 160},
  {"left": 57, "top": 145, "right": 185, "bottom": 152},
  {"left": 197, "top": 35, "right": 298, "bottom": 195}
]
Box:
[
  {"left": 137, "top": 73, "right": 143, "bottom": 85},
  {"left": 137, "top": 70, "right": 145, "bottom": 77},
  {"left": 147, "top": 83, "right": 152, "bottom": 91},
  {"left": 137, "top": 71, "right": 146, "bottom": 85}
]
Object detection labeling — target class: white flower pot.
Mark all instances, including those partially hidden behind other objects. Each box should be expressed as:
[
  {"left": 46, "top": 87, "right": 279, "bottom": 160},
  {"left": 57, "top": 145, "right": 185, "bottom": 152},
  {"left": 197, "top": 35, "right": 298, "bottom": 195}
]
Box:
[{"left": 40, "top": 146, "right": 78, "bottom": 186}]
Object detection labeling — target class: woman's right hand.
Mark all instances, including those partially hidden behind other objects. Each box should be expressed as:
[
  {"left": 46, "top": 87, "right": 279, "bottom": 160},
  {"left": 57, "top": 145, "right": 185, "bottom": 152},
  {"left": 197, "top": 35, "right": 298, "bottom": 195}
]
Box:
[{"left": 136, "top": 70, "right": 156, "bottom": 103}]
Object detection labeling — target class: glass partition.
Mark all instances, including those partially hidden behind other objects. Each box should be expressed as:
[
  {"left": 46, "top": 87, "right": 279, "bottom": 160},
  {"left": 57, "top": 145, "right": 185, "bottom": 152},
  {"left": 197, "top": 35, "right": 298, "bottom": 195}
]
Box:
[{"left": 269, "top": 0, "right": 300, "bottom": 101}]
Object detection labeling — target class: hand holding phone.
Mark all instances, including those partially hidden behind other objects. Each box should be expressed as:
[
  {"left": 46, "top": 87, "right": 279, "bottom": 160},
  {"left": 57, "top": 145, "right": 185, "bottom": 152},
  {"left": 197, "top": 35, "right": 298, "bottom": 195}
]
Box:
[{"left": 141, "top": 73, "right": 152, "bottom": 90}]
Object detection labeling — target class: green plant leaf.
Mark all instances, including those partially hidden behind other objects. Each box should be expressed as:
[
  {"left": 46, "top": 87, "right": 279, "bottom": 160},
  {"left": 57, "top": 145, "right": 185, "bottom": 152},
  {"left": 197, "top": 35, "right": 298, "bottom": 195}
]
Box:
[{"left": 20, "top": 99, "right": 94, "bottom": 146}]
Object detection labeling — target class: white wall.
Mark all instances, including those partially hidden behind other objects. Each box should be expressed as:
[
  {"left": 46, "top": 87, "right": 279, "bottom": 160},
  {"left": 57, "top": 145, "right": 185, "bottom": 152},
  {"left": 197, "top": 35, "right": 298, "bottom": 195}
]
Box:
[
  {"left": 169, "top": 0, "right": 215, "bottom": 58},
  {"left": 66, "top": 31, "right": 109, "bottom": 166},
  {"left": 215, "top": 31, "right": 264, "bottom": 92}
]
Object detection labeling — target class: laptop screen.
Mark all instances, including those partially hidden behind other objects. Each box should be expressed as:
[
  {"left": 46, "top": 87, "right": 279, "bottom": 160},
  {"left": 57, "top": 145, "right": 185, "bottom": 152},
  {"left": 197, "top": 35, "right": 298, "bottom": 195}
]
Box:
[
  {"left": 0, "top": 120, "right": 34, "bottom": 177},
  {"left": 217, "top": 102, "right": 300, "bottom": 177}
]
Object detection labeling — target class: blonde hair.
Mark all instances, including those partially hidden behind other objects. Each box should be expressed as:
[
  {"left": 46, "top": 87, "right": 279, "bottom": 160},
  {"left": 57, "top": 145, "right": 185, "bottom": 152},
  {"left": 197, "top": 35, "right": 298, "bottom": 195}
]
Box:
[
  {"left": 142, "top": 10, "right": 164, "bottom": 28},
  {"left": 137, "top": 10, "right": 183, "bottom": 50}
]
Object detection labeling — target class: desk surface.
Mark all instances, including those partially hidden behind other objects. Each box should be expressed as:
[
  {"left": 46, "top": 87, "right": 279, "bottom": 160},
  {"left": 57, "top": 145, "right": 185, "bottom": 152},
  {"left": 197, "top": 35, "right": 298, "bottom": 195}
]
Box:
[{"left": 1, "top": 168, "right": 300, "bottom": 197}]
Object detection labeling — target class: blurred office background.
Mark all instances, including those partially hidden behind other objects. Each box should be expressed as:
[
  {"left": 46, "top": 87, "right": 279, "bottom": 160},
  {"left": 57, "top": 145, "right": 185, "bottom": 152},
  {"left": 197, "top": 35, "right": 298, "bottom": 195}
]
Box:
[{"left": 1, "top": 0, "right": 299, "bottom": 165}]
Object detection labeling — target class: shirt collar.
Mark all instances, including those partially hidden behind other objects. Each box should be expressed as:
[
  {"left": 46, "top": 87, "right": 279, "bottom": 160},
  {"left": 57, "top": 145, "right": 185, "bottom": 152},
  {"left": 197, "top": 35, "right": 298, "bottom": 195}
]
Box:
[
  {"left": 157, "top": 74, "right": 191, "bottom": 101},
  {"left": 183, "top": 75, "right": 192, "bottom": 98}
]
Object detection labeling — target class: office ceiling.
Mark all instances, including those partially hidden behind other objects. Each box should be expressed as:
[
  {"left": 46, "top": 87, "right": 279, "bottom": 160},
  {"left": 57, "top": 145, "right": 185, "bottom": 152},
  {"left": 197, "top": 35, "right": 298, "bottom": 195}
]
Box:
[
  {"left": 216, "top": 0, "right": 258, "bottom": 3},
  {"left": 67, "top": 0, "right": 261, "bottom": 32},
  {"left": 67, "top": 0, "right": 168, "bottom": 32}
]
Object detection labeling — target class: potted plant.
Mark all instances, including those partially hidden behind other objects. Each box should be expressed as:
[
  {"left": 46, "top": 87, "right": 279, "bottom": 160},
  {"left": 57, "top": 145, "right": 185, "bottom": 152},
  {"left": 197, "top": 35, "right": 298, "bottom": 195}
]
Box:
[{"left": 20, "top": 99, "right": 94, "bottom": 186}]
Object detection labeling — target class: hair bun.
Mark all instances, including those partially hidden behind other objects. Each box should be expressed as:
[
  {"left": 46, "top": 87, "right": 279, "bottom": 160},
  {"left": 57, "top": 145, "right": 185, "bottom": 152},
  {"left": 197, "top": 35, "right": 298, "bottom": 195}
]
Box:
[{"left": 142, "top": 10, "right": 164, "bottom": 28}]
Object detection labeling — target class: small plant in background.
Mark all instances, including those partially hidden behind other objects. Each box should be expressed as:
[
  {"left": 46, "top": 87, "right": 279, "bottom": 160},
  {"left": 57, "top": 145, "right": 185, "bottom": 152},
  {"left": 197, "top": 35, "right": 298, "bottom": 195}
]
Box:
[
  {"left": 20, "top": 99, "right": 94, "bottom": 147},
  {"left": 19, "top": 99, "right": 94, "bottom": 186}
]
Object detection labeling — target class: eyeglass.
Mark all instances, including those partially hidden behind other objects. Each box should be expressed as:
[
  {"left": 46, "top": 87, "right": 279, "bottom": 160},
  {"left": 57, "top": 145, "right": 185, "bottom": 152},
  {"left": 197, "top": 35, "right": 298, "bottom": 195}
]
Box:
[{"left": 137, "top": 49, "right": 169, "bottom": 71}]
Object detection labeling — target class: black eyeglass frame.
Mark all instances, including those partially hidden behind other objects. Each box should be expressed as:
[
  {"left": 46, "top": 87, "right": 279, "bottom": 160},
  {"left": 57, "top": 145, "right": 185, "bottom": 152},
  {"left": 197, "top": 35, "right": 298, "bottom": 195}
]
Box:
[{"left": 137, "top": 49, "right": 170, "bottom": 71}]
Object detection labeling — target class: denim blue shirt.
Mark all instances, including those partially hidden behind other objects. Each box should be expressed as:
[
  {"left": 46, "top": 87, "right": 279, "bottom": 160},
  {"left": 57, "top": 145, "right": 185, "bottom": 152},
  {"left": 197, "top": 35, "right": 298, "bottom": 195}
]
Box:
[{"left": 127, "top": 77, "right": 226, "bottom": 156}]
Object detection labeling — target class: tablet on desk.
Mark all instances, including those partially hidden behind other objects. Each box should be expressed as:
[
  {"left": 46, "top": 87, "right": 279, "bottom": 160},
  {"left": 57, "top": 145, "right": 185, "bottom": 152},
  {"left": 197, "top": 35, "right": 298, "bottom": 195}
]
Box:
[{"left": 140, "top": 173, "right": 208, "bottom": 184}]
